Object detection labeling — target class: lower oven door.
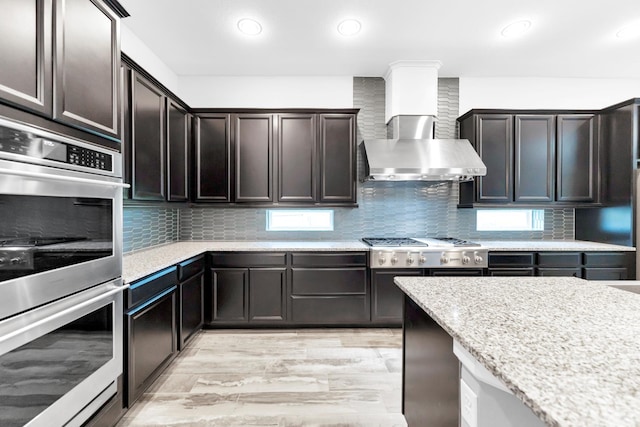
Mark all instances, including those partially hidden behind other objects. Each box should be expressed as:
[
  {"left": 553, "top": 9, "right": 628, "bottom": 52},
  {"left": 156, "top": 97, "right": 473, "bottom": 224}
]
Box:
[{"left": 0, "top": 279, "right": 124, "bottom": 427}]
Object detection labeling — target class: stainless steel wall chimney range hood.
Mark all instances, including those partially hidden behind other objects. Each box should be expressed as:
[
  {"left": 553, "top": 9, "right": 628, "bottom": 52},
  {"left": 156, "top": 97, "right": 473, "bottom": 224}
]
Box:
[{"left": 361, "top": 60, "right": 486, "bottom": 182}]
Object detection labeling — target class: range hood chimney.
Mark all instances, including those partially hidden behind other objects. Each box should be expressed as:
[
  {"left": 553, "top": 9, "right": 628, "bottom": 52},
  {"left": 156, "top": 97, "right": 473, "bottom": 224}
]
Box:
[{"left": 362, "top": 60, "right": 486, "bottom": 182}]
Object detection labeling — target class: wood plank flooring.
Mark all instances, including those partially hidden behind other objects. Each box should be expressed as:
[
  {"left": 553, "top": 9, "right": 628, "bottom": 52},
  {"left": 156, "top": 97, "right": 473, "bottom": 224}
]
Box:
[{"left": 117, "top": 328, "right": 406, "bottom": 426}]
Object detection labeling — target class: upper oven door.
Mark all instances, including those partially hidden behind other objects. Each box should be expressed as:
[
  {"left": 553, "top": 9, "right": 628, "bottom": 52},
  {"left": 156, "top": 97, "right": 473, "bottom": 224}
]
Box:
[{"left": 0, "top": 158, "right": 125, "bottom": 321}]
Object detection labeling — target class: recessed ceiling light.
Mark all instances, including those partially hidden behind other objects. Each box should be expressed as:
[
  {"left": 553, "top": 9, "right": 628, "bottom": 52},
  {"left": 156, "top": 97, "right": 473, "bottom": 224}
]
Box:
[
  {"left": 237, "top": 18, "right": 262, "bottom": 36},
  {"left": 337, "top": 19, "right": 362, "bottom": 37},
  {"left": 501, "top": 20, "right": 532, "bottom": 38},
  {"left": 616, "top": 23, "right": 640, "bottom": 39}
]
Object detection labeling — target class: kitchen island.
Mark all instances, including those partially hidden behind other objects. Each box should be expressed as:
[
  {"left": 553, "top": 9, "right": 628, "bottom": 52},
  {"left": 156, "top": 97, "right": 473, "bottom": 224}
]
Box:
[{"left": 395, "top": 276, "right": 640, "bottom": 427}]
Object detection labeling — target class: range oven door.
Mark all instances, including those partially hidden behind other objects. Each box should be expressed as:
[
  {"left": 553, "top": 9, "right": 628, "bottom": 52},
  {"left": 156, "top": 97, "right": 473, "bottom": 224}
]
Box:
[
  {"left": 0, "top": 279, "right": 124, "bottom": 427},
  {"left": 0, "top": 157, "right": 125, "bottom": 321}
]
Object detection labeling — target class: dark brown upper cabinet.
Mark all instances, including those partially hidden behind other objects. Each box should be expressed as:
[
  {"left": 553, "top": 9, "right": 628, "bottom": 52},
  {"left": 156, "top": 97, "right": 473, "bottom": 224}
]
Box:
[
  {"left": 319, "top": 114, "right": 357, "bottom": 203},
  {"left": 514, "top": 115, "right": 555, "bottom": 202},
  {"left": 277, "top": 114, "right": 317, "bottom": 202},
  {"left": 194, "top": 114, "right": 232, "bottom": 202},
  {"left": 0, "top": 0, "right": 52, "bottom": 115},
  {"left": 53, "top": 0, "right": 120, "bottom": 139},
  {"left": 130, "top": 72, "right": 165, "bottom": 200},
  {"left": 556, "top": 114, "right": 598, "bottom": 203},
  {"left": 461, "top": 114, "right": 513, "bottom": 203},
  {"left": 234, "top": 114, "right": 274, "bottom": 203},
  {"left": 166, "top": 99, "right": 189, "bottom": 202},
  {"left": 458, "top": 110, "right": 598, "bottom": 207},
  {"left": 0, "top": 0, "right": 122, "bottom": 143}
]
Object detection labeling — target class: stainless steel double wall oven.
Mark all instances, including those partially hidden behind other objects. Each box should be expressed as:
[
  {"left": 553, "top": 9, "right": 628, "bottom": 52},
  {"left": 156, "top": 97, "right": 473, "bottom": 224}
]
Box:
[{"left": 0, "top": 117, "right": 126, "bottom": 426}]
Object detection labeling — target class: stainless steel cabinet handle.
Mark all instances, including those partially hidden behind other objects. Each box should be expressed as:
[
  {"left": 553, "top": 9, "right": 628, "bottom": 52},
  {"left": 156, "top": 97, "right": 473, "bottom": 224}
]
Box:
[{"left": 0, "top": 167, "right": 130, "bottom": 188}]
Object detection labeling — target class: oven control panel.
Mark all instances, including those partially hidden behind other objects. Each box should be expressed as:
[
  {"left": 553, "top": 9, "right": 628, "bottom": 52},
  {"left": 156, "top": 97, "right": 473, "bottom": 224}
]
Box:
[
  {"left": 370, "top": 249, "right": 488, "bottom": 269},
  {"left": 0, "top": 125, "right": 113, "bottom": 172}
]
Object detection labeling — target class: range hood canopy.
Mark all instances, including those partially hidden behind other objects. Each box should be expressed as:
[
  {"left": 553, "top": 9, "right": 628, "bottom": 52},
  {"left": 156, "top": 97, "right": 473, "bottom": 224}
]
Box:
[{"left": 362, "top": 61, "right": 486, "bottom": 182}]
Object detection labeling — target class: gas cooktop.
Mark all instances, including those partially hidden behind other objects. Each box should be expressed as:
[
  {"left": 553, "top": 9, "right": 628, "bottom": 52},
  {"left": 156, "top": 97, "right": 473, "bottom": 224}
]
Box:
[{"left": 362, "top": 237, "right": 487, "bottom": 269}]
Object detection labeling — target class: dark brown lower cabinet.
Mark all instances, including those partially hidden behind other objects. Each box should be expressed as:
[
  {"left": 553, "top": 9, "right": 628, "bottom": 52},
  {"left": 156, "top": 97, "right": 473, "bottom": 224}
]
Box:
[
  {"left": 125, "top": 285, "right": 177, "bottom": 407},
  {"left": 488, "top": 251, "right": 634, "bottom": 280},
  {"left": 209, "top": 268, "right": 249, "bottom": 323},
  {"left": 249, "top": 269, "right": 287, "bottom": 322},
  {"left": 371, "top": 269, "right": 422, "bottom": 326},
  {"left": 178, "top": 271, "right": 204, "bottom": 349}
]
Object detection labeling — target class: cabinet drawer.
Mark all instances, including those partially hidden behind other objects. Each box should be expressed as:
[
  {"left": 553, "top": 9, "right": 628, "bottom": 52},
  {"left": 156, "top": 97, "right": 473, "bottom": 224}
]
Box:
[
  {"left": 290, "top": 252, "right": 367, "bottom": 267},
  {"left": 178, "top": 255, "right": 205, "bottom": 282},
  {"left": 488, "top": 252, "right": 535, "bottom": 267},
  {"left": 537, "top": 252, "right": 581, "bottom": 267},
  {"left": 488, "top": 268, "right": 535, "bottom": 276},
  {"left": 536, "top": 268, "right": 581, "bottom": 277},
  {"left": 583, "top": 268, "right": 628, "bottom": 280},
  {"left": 291, "top": 268, "right": 367, "bottom": 295},
  {"left": 127, "top": 266, "right": 178, "bottom": 310},
  {"left": 583, "top": 252, "right": 631, "bottom": 267},
  {"left": 290, "top": 296, "right": 369, "bottom": 323},
  {"left": 209, "top": 252, "right": 287, "bottom": 267}
]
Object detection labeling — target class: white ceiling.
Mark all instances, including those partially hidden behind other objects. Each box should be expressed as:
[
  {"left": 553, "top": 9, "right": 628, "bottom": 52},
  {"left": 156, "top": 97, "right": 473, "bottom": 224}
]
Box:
[{"left": 119, "top": 0, "right": 640, "bottom": 78}]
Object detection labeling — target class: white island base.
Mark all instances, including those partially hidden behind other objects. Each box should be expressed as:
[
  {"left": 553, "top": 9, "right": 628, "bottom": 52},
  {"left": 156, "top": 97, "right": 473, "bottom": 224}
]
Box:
[{"left": 454, "top": 341, "right": 545, "bottom": 427}]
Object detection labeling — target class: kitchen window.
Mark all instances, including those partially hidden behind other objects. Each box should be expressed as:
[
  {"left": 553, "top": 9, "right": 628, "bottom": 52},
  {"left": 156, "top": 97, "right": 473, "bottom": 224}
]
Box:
[
  {"left": 476, "top": 209, "right": 544, "bottom": 231},
  {"left": 266, "top": 209, "right": 334, "bottom": 231}
]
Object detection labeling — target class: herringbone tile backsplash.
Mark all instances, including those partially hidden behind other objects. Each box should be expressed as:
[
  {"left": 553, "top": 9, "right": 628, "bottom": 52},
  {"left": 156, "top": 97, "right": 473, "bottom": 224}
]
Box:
[{"left": 123, "top": 77, "right": 574, "bottom": 252}]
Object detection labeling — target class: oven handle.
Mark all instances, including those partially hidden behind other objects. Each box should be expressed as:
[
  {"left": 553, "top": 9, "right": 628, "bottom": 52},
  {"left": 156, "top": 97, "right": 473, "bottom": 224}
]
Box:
[
  {"left": 0, "top": 284, "right": 130, "bottom": 344},
  {"left": 0, "top": 167, "right": 131, "bottom": 188}
]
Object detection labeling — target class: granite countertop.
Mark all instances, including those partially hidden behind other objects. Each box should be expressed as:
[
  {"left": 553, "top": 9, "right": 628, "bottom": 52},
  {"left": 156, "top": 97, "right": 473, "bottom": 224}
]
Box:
[
  {"left": 123, "top": 241, "right": 368, "bottom": 283},
  {"left": 395, "top": 276, "right": 640, "bottom": 427},
  {"left": 476, "top": 240, "right": 635, "bottom": 251}
]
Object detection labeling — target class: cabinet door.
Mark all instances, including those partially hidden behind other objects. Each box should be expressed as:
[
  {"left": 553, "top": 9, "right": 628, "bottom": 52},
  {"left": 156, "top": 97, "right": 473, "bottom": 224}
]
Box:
[
  {"left": 210, "top": 268, "right": 249, "bottom": 322},
  {"left": 475, "top": 115, "right": 513, "bottom": 202},
  {"left": 277, "top": 114, "right": 317, "bottom": 202},
  {"left": 131, "top": 72, "right": 165, "bottom": 200},
  {"left": 371, "top": 269, "right": 422, "bottom": 325},
  {"left": 179, "top": 272, "right": 204, "bottom": 350},
  {"left": 556, "top": 115, "right": 598, "bottom": 202},
  {"left": 235, "top": 114, "right": 273, "bottom": 202},
  {"left": 514, "top": 115, "right": 555, "bottom": 202},
  {"left": 126, "top": 290, "right": 177, "bottom": 407},
  {"left": 0, "top": 0, "right": 51, "bottom": 114},
  {"left": 53, "top": 0, "right": 120, "bottom": 139},
  {"left": 249, "top": 268, "right": 286, "bottom": 322},
  {"left": 194, "top": 114, "right": 232, "bottom": 202},
  {"left": 166, "top": 99, "right": 189, "bottom": 202},
  {"left": 319, "top": 114, "right": 356, "bottom": 203},
  {"left": 583, "top": 268, "right": 628, "bottom": 280}
]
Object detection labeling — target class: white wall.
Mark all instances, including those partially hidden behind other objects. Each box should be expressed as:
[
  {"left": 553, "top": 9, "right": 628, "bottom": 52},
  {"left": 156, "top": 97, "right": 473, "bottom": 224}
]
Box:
[
  {"left": 120, "top": 25, "right": 180, "bottom": 94},
  {"left": 459, "top": 77, "right": 640, "bottom": 114},
  {"left": 179, "top": 76, "right": 353, "bottom": 108}
]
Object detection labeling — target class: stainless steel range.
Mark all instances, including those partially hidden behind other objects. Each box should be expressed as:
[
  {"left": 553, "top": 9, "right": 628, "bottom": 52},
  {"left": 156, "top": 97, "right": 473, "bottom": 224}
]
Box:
[{"left": 362, "top": 237, "right": 488, "bottom": 269}]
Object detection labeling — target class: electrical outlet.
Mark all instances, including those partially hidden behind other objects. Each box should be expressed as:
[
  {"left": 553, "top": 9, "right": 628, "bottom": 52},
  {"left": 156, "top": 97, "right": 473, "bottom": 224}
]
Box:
[{"left": 460, "top": 378, "right": 478, "bottom": 427}]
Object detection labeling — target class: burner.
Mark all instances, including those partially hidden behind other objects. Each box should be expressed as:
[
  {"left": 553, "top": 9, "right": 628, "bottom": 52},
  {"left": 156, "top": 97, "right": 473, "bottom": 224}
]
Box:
[
  {"left": 433, "top": 237, "right": 481, "bottom": 247},
  {"left": 362, "top": 238, "right": 425, "bottom": 247}
]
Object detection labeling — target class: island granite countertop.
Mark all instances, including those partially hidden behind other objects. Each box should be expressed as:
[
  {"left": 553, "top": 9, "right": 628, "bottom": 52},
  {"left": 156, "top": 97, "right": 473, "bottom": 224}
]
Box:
[
  {"left": 123, "top": 240, "right": 369, "bottom": 283},
  {"left": 395, "top": 276, "right": 640, "bottom": 426}
]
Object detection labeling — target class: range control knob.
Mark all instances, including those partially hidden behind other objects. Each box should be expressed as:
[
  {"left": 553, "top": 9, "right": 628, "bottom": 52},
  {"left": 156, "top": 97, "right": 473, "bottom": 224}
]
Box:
[
  {"left": 419, "top": 255, "right": 427, "bottom": 264},
  {"left": 474, "top": 252, "right": 484, "bottom": 264},
  {"left": 440, "top": 253, "right": 449, "bottom": 264},
  {"left": 0, "top": 257, "right": 6, "bottom": 265},
  {"left": 462, "top": 254, "right": 471, "bottom": 265},
  {"left": 378, "top": 255, "right": 386, "bottom": 265},
  {"left": 391, "top": 254, "right": 399, "bottom": 265},
  {"left": 407, "top": 252, "right": 415, "bottom": 265},
  {"left": 10, "top": 257, "right": 24, "bottom": 265}
]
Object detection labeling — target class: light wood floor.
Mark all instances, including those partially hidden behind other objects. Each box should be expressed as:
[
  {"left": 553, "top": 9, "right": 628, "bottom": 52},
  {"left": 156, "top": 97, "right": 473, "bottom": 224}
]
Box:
[{"left": 118, "top": 328, "right": 407, "bottom": 427}]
